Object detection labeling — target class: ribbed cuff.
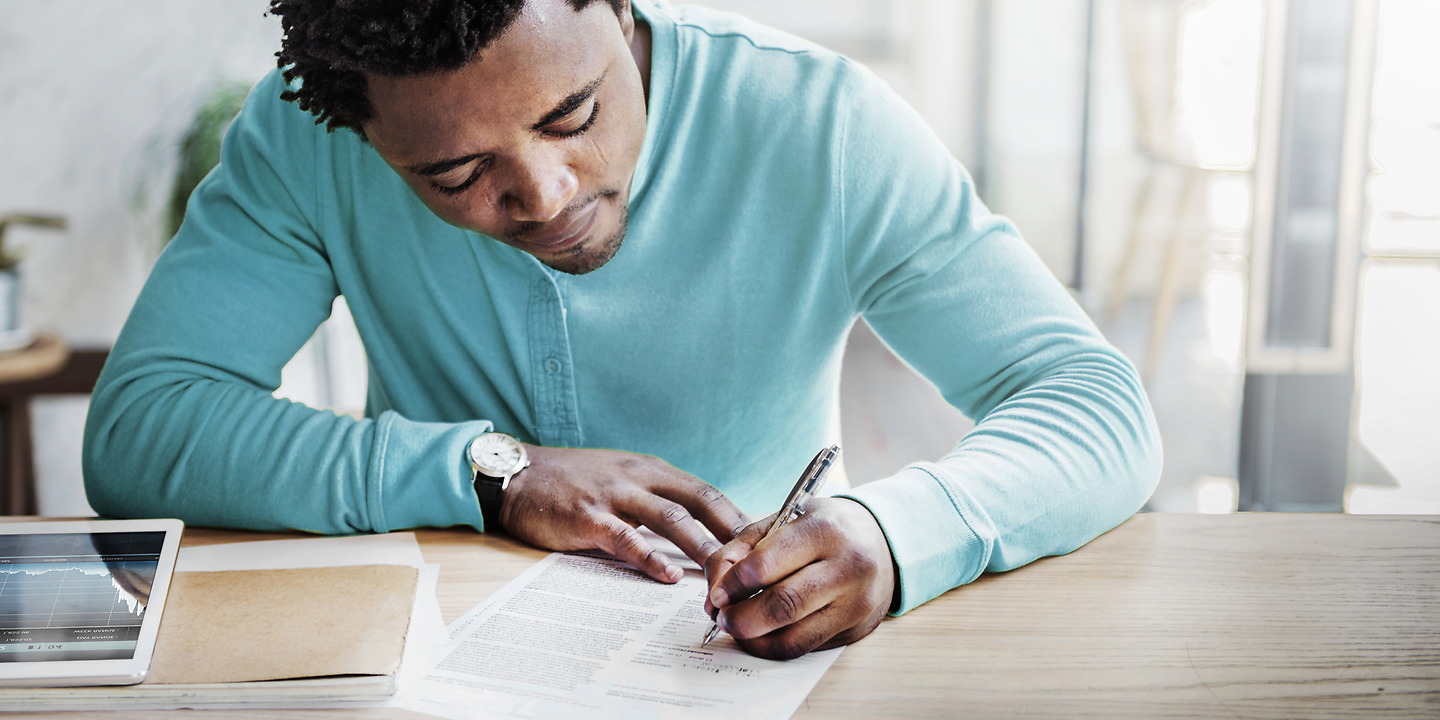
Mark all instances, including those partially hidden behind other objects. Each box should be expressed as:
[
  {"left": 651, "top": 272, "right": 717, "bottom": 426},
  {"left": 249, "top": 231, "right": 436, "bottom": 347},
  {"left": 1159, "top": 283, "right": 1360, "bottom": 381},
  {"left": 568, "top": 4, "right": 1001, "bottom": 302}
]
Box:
[
  {"left": 838, "top": 464, "right": 993, "bottom": 615},
  {"left": 368, "top": 412, "right": 493, "bottom": 532}
]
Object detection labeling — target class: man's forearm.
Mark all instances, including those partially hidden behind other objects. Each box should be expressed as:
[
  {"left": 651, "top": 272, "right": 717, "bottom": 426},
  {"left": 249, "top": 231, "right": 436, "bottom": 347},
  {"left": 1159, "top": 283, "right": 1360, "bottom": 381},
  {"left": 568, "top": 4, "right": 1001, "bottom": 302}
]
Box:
[
  {"left": 83, "top": 353, "right": 491, "bottom": 533},
  {"left": 842, "top": 355, "right": 1162, "bottom": 614}
]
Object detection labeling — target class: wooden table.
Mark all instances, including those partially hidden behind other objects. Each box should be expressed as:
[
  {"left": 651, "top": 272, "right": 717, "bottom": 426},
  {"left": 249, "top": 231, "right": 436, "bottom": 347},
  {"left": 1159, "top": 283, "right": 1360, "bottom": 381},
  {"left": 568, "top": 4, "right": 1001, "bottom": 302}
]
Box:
[
  {"left": 21, "top": 513, "right": 1440, "bottom": 719},
  {"left": 0, "top": 338, "right": 108, "bottom": 515}
]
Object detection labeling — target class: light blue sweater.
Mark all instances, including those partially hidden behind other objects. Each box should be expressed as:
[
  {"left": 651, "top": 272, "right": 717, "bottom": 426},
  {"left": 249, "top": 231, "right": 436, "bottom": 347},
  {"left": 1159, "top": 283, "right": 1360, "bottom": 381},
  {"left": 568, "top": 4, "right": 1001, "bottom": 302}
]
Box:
[{"left": 84, "top": 0, "right": 1161, "bottom": 614}]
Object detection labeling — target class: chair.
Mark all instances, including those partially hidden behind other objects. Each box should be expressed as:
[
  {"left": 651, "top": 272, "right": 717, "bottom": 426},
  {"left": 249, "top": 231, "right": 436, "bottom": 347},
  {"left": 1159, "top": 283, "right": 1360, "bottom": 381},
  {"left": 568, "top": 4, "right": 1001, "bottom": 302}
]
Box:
[{"left": 1104, "top": 0, "right": 1262, "bottom": 379}]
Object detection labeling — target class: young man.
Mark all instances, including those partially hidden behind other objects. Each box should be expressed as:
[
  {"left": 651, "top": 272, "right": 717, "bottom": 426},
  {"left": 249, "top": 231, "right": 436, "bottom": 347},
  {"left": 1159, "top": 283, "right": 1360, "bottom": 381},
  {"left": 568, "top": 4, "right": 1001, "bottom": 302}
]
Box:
[{"left": 84, "top": 0, "right": 1161, "bottom": 660}]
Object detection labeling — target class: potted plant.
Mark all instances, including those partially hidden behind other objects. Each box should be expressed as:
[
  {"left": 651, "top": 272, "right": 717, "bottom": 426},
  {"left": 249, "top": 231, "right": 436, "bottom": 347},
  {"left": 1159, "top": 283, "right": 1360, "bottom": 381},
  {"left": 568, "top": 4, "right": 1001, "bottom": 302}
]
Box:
[
  {"left": 0, "top": 213, "right": 67, "bottom": 351},
  {"left": 161, "top": 81, "right": 250, "bottom": 242}
]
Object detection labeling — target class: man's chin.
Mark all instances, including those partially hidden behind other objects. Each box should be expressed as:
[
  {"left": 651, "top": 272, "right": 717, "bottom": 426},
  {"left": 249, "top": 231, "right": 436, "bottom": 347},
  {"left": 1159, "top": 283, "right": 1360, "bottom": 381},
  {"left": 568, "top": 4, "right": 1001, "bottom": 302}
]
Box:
[{"left": 536, "top": 206, "right": 628, "bottom": 276}]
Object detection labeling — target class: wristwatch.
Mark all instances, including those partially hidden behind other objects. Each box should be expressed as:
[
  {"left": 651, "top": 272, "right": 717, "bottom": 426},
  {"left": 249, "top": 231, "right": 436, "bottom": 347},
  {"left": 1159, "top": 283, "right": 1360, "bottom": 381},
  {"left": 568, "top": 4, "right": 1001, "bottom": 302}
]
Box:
[{"left": 468, "top": 432, "right": 530, "bottom": 530}]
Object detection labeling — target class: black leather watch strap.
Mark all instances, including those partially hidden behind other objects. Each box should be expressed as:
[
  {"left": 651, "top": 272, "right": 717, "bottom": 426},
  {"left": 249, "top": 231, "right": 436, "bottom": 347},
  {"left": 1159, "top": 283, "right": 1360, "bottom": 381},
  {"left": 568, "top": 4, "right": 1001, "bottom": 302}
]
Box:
[{"left": 474, "top": 475, "right": 505, "bottom": 530}]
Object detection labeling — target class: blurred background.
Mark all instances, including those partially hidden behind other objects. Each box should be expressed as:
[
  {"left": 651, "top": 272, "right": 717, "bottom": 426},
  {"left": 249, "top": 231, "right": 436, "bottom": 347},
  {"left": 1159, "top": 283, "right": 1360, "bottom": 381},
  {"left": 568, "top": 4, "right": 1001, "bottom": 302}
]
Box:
[{"left": 0, "top": 0, "right": 1434, "bottom": 517}]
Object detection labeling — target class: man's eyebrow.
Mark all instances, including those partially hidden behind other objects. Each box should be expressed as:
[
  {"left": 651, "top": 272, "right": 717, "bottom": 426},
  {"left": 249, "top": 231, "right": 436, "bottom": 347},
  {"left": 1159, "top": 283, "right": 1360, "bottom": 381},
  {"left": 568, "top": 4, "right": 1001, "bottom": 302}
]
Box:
[
  {"left": 405, "top": 153, "right": 486, "bottom": 177},
  {"left": 532, "top": 75, "right": 604, "bottom": 131}
]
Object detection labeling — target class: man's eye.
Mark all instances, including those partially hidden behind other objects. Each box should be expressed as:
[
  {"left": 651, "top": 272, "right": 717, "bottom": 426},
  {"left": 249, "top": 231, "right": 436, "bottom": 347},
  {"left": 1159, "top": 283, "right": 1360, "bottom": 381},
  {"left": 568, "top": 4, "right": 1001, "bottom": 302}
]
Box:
[
  {"left": 430, "top": 161, "right": 487, "bottom": 196},
  {"left": 543, "top": 99, "right": 601, "bottom": 139},
  {"left": 433, "top": 168, "right": 471, "bottom": 187}
]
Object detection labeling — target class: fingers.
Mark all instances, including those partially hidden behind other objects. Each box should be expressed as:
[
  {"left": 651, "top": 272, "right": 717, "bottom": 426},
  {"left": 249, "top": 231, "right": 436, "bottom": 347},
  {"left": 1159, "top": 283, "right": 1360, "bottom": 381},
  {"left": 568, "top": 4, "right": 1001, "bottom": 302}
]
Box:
[
  {"left": 627, "top": 494, "right": 724, "bottom": 571},
  {"left": 705, "top": 514, "right": 818, "bottom": 623},
  {"left": 703, "top": 498, "right": 896, "bottom": 659},
  {"left": 724, "top": 572, "right": 853, "bottom": 660},
  {"left": 702, "top": 517, "right": 770, "bottom": 615},
  {"left": 594, "top": 517, "right": 685, "bottom": 584},
  {"left": 655, "top": 480, "right": 750, "bottom": 545},
  {"left": 623, "top": 457, "right": 749, "bottom": 568},
  {"left": 730, "top": 593, "right": 887, "bottom": 660},
  {"left": 500, "top": 446, "right": 746, "bottom": 583}
]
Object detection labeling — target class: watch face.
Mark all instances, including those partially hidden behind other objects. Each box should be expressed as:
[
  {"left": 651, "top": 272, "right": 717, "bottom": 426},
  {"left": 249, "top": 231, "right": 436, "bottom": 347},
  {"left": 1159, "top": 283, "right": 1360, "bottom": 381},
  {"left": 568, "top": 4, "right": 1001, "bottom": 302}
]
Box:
[{"left": 470, "top": 433, "right": 526, "bottom": 476}]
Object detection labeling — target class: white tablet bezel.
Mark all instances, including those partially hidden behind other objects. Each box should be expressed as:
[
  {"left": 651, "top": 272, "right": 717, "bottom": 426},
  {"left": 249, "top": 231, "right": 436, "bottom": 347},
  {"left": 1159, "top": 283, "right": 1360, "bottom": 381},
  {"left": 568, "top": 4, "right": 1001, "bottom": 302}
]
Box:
[{"left": 0, "top": 518, "right": 184, "bottom": 687}]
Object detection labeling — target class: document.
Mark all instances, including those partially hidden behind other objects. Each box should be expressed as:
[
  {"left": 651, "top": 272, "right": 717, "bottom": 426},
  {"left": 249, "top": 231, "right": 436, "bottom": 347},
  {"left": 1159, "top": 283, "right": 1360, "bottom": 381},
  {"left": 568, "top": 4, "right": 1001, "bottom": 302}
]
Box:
[{"left": 404, "top": 548, "right": 842, "bottom": 720}]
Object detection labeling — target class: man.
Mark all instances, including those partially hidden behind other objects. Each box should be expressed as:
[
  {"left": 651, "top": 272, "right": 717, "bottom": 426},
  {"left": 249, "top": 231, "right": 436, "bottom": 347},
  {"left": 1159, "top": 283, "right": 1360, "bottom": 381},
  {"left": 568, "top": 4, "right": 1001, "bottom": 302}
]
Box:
[{"left": 84, "top": 0, "right": 1161, "bottom": 660}]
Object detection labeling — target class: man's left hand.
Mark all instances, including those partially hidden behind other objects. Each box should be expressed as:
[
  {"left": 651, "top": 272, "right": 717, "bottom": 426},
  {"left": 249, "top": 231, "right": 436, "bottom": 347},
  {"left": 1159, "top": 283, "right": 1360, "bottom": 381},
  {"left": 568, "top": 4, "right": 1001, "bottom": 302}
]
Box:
[{"left": 702, "top": 497, "right": 895, "bottom": 660}]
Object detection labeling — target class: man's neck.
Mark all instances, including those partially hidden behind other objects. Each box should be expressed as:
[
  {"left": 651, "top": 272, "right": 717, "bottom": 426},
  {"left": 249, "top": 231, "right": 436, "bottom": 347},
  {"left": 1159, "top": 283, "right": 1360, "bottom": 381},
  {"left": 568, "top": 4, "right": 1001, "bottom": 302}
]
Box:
[{"left": 630, "top": 15, "right": 653, "bottom": 101}]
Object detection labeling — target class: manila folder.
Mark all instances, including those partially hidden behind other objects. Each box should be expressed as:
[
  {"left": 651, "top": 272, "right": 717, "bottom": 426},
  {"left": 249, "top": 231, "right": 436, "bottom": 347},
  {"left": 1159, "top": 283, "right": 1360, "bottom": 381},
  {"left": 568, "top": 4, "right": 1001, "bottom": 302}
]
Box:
[{"left": 146, "top": 564, "right": 417, "bottom": 685}]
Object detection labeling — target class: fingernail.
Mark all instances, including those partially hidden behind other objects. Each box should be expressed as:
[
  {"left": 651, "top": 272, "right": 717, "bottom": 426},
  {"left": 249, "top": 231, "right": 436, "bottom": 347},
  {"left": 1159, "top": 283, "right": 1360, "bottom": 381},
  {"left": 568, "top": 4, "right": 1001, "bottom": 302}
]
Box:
[
  {"left": 665, "top": 565, "right": 683, "bottom": 581},
  {"left": 709, "top": 585, "right": 729, "bottom": 608}
]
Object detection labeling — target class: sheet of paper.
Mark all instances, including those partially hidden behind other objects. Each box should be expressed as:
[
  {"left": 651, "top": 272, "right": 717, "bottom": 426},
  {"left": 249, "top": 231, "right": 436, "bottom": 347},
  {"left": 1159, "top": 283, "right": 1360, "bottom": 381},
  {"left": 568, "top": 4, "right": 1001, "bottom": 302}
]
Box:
[
  {"left": 402, "top": 549, "right": 842, "bottom": 720},
  {"left": 175, "top": 531, "right": 425, "bottom": 572},
  {"left": 390, "top": 563, "right": 448, "bottom": 704}
]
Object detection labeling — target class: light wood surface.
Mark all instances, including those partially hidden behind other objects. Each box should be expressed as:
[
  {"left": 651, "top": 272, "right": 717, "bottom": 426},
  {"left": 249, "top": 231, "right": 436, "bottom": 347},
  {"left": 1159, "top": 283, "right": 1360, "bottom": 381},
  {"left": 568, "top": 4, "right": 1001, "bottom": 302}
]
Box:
[
  {"left": 0, "top": 336, "right": 68, "bottom": 385},
  {"left": 807, "top": 513, "right": 1440, "bottom": 719},
  {"left": 15, "top": 513, "right": 1440, "bottom": 719}
]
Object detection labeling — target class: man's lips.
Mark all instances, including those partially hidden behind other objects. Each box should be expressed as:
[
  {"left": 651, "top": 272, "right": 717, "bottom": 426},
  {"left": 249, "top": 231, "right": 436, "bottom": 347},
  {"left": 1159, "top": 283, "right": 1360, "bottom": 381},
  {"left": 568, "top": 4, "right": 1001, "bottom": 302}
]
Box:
[{"left": 515, "top": 202, "right": 599, "bottom": 252}]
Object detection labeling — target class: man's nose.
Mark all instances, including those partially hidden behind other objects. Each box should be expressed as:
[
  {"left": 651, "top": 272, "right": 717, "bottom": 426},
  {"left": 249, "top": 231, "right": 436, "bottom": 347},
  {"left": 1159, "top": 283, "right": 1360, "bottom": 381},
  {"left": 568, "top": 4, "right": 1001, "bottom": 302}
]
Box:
[{"left": 501, "top": 156, "right": 578, "bottom": 223}]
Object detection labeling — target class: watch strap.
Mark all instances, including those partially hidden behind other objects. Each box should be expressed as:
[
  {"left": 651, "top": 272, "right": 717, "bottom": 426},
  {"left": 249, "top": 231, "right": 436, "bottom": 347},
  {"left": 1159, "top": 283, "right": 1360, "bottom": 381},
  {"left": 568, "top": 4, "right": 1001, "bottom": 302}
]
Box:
[{"left": 474, "top": 473, "right": 505, "bottom": 530}]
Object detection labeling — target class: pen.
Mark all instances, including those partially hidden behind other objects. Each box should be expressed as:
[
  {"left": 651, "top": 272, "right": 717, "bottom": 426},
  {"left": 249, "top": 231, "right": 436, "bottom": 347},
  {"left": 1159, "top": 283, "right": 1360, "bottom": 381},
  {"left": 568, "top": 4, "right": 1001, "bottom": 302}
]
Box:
[{"left": 700, "top": 444, "right": 840, "bottom": 647}]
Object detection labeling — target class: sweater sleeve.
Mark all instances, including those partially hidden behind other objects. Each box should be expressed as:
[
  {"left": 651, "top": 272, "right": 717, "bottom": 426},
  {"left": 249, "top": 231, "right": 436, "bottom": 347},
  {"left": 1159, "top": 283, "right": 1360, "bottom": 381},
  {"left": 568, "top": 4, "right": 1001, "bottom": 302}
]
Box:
[
  {"left": 830, "top": 66, "right": 1163, "bottom": 614},
  {"left": 82, "top": 73, "right": 490, "bottom": 534}
]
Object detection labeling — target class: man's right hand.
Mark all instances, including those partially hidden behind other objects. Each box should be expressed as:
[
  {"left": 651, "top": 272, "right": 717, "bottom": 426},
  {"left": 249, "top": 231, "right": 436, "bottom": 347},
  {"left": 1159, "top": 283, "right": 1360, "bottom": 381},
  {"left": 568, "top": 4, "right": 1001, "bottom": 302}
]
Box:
[{"left": 497, "top": 445, "right": 749, "bottom": 583}]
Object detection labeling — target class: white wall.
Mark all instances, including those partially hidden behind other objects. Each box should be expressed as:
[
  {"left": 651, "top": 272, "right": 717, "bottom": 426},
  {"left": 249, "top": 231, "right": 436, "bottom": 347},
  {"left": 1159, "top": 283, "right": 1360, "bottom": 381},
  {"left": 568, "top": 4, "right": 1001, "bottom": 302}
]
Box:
[
  {"left": 983, "top": 0, "right": 1090, "bottom": 286},
  {"left": 1, "top": 1, "right": 281, "bottom": 514}
]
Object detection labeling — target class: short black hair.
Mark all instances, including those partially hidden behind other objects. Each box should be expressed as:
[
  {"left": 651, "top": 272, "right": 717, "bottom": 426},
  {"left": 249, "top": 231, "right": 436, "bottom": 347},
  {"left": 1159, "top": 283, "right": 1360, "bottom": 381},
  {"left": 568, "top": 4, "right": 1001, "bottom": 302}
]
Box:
[{"left": 269, "top": 0, "right": 626, "bottom": 135}]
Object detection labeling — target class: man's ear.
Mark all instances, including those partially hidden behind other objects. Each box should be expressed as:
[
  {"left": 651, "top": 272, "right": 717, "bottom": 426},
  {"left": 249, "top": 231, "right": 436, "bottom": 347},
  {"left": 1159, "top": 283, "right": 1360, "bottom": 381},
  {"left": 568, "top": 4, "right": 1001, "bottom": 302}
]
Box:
[{"left": 617, "top": 0, "right": 635, "bottom": 43}]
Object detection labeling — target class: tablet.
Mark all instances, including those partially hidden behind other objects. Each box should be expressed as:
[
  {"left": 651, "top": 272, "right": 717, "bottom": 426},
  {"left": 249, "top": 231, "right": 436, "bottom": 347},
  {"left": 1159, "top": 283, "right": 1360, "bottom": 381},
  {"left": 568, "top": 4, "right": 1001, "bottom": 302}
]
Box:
[{"left": 0, "top": 518, "right": 183, "bottom": 687}]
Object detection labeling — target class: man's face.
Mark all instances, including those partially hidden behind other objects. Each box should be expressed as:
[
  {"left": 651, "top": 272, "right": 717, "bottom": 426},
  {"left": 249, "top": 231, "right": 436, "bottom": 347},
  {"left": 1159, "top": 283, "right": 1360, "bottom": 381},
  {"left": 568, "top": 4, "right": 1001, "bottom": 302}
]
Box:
[{"left": 364, "top": 0, "right": 646, "bottom": 275}]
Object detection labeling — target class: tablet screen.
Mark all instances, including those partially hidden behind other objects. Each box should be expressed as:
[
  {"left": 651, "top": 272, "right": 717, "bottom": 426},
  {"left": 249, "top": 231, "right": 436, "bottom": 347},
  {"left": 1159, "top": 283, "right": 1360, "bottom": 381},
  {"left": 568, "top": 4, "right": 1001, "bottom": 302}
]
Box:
[{"left": 0, "top": 531, "right": 167, "bottom": 664}]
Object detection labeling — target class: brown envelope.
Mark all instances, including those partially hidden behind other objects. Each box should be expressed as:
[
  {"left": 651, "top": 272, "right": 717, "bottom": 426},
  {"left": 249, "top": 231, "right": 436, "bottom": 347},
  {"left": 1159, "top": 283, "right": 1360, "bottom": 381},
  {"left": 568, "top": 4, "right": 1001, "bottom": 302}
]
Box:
[{"left": 145, "top": 564, "right": 418, "bottom": 685}]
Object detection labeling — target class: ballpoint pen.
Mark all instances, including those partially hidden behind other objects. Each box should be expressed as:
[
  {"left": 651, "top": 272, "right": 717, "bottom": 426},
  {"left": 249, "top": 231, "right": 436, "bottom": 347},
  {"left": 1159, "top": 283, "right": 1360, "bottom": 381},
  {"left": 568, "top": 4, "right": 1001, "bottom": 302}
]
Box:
[{"left": 700, "top": 444, "right": 840, "bottom": 647}]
